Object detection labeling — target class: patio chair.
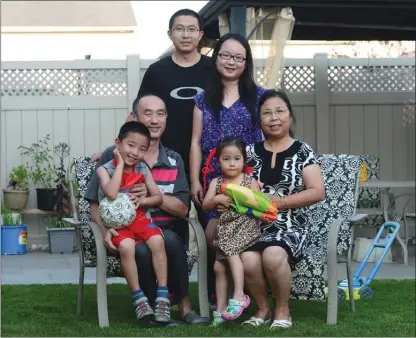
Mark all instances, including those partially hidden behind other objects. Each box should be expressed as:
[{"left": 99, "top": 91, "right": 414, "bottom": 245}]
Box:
[
  {"left": 355, "top": 155, "right": 411, "bottom": 262},
  {"left": 63, "top": 157, "right": 209, "bottom": 328},
  {"left": 355, "top": 155, "right": 403, "bottom": 226},
  {"left": 291, "top": 154, "right": 367, "bottom": 325},
  {"left": 403, "top": 196, "right": 416, "bottom": 245}
]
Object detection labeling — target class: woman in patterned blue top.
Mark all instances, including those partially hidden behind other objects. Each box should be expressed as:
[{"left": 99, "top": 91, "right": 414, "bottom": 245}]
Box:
[
  {"left": 241, "top": 90, "right": 325, "bottom": 329},
  {"left": 190, "top": 32, "right": 266, "bottom": 234}
]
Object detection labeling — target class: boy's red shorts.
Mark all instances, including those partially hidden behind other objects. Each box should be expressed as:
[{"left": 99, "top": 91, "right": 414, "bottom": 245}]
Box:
[{"left": 111, "top": 218, "right": 163, "bottom": 247}]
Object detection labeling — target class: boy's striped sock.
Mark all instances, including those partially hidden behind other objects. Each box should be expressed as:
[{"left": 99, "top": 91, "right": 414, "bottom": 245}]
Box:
[
  {"left": 132, "top": 289, "right": 145, "bottom": 303},
  {"left": 156, "top": 286, "right": 169, "bottom": 299}
]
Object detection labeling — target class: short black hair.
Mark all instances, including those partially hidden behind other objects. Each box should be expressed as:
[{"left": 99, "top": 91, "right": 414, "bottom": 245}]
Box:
[
  {"left": 117, "top": 121, "right": 151, "bottom": 143},
  {"left": 132, "top": 93, "right": 167, "bottom": 116},
  {"left": 169, "top": 9, "right": 203, "bottom": 30}
]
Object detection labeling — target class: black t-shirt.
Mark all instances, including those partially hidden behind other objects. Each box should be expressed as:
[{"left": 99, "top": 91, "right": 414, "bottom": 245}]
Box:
[{"left": 138, "top": 55, "right": 213, "bottom": 179}]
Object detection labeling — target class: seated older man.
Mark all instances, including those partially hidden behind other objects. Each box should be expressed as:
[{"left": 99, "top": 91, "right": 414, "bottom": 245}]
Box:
[{"left": 85, "top": 94, "right": 209, "bottom": 327}]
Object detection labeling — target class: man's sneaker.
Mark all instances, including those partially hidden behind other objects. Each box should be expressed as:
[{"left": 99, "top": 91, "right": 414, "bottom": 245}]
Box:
[
  {"left": 134, "top": 297, "right": 154, "bottom": 321},
  {"left": 154, "top": 297, "right": 171, "bottom": 323}
]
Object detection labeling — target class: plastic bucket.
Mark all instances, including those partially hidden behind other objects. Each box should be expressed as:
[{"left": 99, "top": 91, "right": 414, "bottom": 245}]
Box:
[{"left": 1, "top": 225, "right": 28, "bottom": 255}]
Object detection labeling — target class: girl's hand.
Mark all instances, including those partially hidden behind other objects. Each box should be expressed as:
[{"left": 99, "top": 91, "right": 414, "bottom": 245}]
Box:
[
  {"left": 259, "top": 214, "right": 273, "bottom": 223},
  {"left": 113, "top": 148, "right": 124, "bottom": 166},
  {"left": 191, "top": 181, "right": 204, "bottom": 207},
  {"left": 215, "top": 195, "right": 231, "bottom": 212}
]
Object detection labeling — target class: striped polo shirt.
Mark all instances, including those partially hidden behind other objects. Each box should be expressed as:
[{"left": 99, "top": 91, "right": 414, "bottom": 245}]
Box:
[{"left": 148, "top": 145, "right": 189, "bottom": 228}]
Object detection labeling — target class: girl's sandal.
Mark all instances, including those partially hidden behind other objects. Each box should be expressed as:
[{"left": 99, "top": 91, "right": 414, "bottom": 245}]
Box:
[
  {"left": 221, "top": 295, "right": 250, "bottom": 321},
  {"left": 211, "top": 311, "right": 224, "bottom": 327}
]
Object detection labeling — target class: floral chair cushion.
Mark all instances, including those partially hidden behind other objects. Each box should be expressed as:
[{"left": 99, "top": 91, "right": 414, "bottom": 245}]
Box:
[
  {"left": 73, "top": 157, "right": 198, "bottom": 278},
  {"left": 356, "top": 156, "right": 385, "bottom": 227},
  {"left": 355, "top": 155, "right": 400, "bottom": 227},
  {"left": 291, "top": 154, "right": 362, "bottom": 301}
]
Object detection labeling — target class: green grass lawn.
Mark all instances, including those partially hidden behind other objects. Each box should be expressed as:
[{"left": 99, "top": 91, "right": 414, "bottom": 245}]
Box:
[{"left": 1, "top": 280, "right": 415, "bottom": 337}]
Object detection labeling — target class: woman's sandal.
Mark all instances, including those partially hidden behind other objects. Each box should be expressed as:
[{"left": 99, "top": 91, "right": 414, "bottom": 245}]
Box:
[
  {"left": 221, "top": 295, "right": 250, "bottom": 321},
  {"left": 241, "top": 316, "right": 272, "bottom": 326},
  {"left": 270, "top": 316, "right": 292, "bottom": 329}
]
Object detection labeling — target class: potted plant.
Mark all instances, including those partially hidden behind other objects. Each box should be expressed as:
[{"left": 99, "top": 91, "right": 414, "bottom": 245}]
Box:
[
  {"left": 18, "top": 134, "right": 58, "bottom": 211},
  {"left": 2, "top": 165, "right": 30, "bottom": 211},
  {"left": 1, "top": 208, "right": 28, "bottom": 255},
  {"left": 45, "top": 216, "right": 75, "bottom": 254},
  {"left": 45, "top": 142, "right": 75, "bottom": 254}
]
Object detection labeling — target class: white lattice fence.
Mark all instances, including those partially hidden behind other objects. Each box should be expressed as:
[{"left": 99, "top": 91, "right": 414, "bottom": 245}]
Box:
[
  {"left": 1, "top": 68, "right": 127, "bottom": 97},
  {"left": 255, "top": 65, "right": 315, "bottom": 92},
  {"left": 328, "top": 65, "right": 415, "bottom": 92}
]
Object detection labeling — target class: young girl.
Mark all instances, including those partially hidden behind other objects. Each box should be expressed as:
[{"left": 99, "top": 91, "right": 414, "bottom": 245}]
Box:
[{"left": 202, "top": 137, "right": 268, "bottom": 326}]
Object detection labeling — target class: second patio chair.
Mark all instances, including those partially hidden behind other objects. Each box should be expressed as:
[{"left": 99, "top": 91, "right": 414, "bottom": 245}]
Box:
[{"left": 291, "top": 154, "right": 367, "bottom": 325}]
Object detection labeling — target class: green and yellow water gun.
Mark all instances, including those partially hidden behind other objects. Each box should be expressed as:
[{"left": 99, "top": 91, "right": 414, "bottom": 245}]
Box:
[{"left": 220, "top": 182, "right": 278, "bottom": 221}]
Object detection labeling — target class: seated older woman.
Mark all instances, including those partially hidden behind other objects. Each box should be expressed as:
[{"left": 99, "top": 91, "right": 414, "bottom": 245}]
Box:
[{"left": 239, "top": 89, "right": 325, "bottom": 329}]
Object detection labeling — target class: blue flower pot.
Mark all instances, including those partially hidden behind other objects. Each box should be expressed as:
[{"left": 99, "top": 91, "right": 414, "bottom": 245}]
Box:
[{"left": 1, "top": 224, "right": 28, "bottom": 255}]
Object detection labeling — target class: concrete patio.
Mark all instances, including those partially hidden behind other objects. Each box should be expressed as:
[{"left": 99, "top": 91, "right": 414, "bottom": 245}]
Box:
[{"left": 1, "top": 244, "right": 415, "bottom": 285}]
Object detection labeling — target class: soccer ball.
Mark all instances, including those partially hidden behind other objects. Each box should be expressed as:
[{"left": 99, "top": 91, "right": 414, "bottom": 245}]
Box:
[{"left": 99, "top": 193, "right": 136, "bottom": 229}]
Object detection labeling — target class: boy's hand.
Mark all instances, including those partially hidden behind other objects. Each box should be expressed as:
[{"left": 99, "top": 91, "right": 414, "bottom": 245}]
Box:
[
  {"left": 113, "top": 148, "right": 124, "bottom": 165},
  {"left": 103, "top": 228, "right": 118, "bottom": 252},
  {"left": 215, "top": 195, "right": 231, "bottom": 212},
  {"left": 129, "top": 195, "right": 141, "bottom": 209}
]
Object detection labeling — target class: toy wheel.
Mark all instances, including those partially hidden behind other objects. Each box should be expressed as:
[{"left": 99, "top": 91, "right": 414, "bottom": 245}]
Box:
[
  {"left": 338, "top": 288, "right": 346, "bottom": 300},
  {"left": 359, "top": 286, "right": 373, "bottom": 299}
]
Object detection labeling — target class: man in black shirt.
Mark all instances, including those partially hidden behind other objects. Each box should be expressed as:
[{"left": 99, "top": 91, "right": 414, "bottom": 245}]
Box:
[
  {"left": 137, "top": 9, "right": 213, "bottom": 181},
  {"left": 138, "top": 8, "right": 217, "bottom": 309}
]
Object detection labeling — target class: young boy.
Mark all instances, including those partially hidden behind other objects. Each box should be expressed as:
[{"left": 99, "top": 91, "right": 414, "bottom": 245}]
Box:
[{"left": 96, "top": 121, "right": 170, "bottom": 322}]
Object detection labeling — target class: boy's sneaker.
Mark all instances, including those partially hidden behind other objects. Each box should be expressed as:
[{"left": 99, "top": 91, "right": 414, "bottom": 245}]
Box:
[
  {"left": 154, "top": 297, "right": 171, "bottom": 323},
  {"left": 134, "top": 297, "right": 154, "bottom": 321}
]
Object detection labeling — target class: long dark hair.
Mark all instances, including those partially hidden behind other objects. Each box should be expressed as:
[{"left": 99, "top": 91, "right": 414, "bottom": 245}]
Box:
[
  {"left": 258, "top": 89, "right": 296, "bottom": 138},
  {"left": 204, "top": 33, "right": 258, "bottom": 125}
]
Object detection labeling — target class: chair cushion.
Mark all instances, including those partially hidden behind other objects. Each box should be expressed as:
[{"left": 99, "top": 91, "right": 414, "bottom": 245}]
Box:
[{"left": 291, "top": 154, "right": 362, "bottom": 301}]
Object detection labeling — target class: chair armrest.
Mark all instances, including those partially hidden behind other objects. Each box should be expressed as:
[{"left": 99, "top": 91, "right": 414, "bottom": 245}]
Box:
[
  {"left": 186, "top": 218, "right": 206, "bottom": 252},
  {"left": 326, "top": 218, "right": 345, "bottom": 325},
  {"left": 186, "top": 217, "right": 210, "bottom": 319},
  {"left": 388, "top": 193, "right": 415, "bottom": 211},
  {"left": 88, "top": 221, "right": 107, "bottom": 271},
  {"left": 349, "top": 213, "right": 368, "bottom": 223},
  {"left": 62, "top": 217, "right": 84, "bottom": 227}
]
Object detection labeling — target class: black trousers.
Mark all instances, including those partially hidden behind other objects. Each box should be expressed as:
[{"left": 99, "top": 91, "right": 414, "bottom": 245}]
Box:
[{"left": 135, "top": 228, "right": 189, "bottom": 305}]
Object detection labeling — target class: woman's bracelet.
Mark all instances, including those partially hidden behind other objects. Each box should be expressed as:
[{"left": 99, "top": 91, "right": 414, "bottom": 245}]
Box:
[{"left": 278, "top": 193, "right": 288, "bottom": 210}]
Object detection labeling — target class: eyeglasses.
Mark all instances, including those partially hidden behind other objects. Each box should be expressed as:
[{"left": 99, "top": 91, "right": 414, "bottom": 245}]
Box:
[
  {"left": 171, "top": 27, "right": 200, "bottom": 34},
  {"left": 260, "top": 109, "right": 288, "bottom": 118},
  {"left": 218, "top": 53, "right": 246, "bottom": 63}
]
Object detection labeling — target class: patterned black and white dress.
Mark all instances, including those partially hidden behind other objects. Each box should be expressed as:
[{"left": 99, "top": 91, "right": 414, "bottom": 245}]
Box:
[{"left": 246, "top": 140, "right": 319, "bottom": 261}]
